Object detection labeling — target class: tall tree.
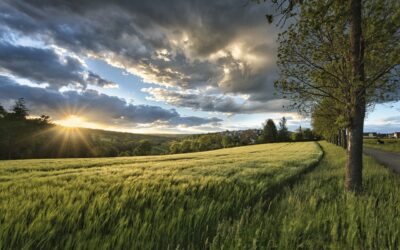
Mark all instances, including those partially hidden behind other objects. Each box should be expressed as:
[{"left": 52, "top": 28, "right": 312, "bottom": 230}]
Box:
[
  {"left": 274, "top": 0, "right": 400, "bottom": 191},
  {"left": 262, "top": 119, "right": 278, "bottom": 142},
  {"left": 278, "top": 116, "right": 290, "bottom": 141},
  {"left": 11, "top": 98, "right": 29, "bottom": 120}
]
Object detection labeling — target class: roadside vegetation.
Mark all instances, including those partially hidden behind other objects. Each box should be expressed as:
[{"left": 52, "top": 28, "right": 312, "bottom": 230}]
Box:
[
  {"left": 364, "top": 138, "right": 400, "bottom": 153},
  {"left": 0, "top": 142, "right": 321, "bottom": 249},
  {"left": 210, "top": 142, "right": 400, "bottom": 249}
]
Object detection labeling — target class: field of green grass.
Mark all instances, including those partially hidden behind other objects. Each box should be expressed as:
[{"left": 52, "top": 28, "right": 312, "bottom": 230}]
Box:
[
  {"left": 1, "top": 141, "right": 399, "bottom": 249},
  {"left": 364, "top": 138, "right": 400, "bottom": 153},
  {"left": 0, "top": 142, "right": 322, "bottom": 249},
  {"left": 210, "top": 142, "right": 400, "bottom": 249}
]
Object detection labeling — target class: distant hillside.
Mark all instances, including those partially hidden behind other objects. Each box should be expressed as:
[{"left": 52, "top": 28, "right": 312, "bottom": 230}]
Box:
[
  {"left": 76, "top": 127, "right": 185, "bottom": 144},
  {"left": 0, "top": 117, "right": 184, "bottom": 159}
]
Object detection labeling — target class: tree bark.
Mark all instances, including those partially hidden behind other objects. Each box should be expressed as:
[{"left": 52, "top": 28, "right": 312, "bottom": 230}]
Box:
[
  {"left": 346, "top": 102, "right": 365, "bottom": 191},
  {"left": 341, "top": 129, "right": 347, "bottom": 149},
  {"left": 346, "top": 0, "right": 365, "bottom": 192}
]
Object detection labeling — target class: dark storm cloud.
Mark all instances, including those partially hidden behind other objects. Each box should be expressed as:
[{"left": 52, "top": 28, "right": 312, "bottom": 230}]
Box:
[
  {"left": 0, "top": 0, "right": 281, "bottom": 111},
  {"left": 0, "top": 76, "right": 221, "bottom": 126},
  {"left": 143, "top": 87, "right": 288, "bottom": 114},
  {"left": 0, "top": 41, "right": 116, "bottom": 89}
]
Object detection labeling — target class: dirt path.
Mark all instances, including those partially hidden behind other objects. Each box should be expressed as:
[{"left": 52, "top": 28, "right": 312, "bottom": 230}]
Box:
[{"left": 364, "top": 147, "right": 400, "bottom": 174}]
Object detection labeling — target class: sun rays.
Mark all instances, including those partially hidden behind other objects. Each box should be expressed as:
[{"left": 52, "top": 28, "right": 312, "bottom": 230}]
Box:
[{"left": 58, "top": 115, "right": 86, "bottom": 128}]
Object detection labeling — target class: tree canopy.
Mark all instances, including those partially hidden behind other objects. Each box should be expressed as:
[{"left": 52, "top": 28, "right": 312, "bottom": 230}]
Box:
[{"left": 274, "top": 0, "right": 400, "bottom": 191}]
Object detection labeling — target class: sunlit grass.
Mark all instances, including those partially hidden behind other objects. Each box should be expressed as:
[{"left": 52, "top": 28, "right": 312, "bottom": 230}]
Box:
[
  {"left": 0, "top": 142, "right": 321, "bottom": 249},
  {"left": 2, "top": 142, "right": 397, "bottom": 249},
  {"left": 210, "top": 142, "right": 400, "bottom": 249}
]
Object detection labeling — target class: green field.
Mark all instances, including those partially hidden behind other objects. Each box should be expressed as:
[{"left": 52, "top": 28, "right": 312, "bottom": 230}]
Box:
[
  {"left": 0, "top": 142, "right": 321, "bottom": 249},
  {"left": 364, "top": 138, "right": 400, "bottom": 153},
  {"left": 1, "top": 141, "right": 399, "bottom": 249}
]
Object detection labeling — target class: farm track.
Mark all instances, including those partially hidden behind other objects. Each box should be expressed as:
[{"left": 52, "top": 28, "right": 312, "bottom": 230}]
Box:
[{"left": 258, "top": 141, "right": 324, "bottom": 204}]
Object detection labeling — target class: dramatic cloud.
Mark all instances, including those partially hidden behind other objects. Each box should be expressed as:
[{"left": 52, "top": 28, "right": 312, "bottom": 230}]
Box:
[
  {"left": 0, "top": 0, "right": 282, "bottom": 111},
  {"left": 0, "top": 76, "right": 221, "bottom": 127},
  {"left": 381, "top": 116, "right": 400, "bottom": 124},
  {"left": 0, "top": 41, "right": 117, "bottom": 89},
  {"left": 143, "top": 87, "right": 288, "bottom": 113}
]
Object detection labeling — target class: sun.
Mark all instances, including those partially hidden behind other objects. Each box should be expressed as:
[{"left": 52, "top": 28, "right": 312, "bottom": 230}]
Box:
[{"left": 58, "top": 115, "right": 85, "bottom": 128}]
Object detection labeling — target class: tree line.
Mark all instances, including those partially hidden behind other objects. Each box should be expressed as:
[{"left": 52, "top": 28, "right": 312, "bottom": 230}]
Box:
[
  {"left": 0, "top": 99, "right": 175, "bottom": 160},
  {"left": 167, "top": 117, "right": 319, "bottom": 154},
  {"left": 0, "top": 99, "right": 321, "bottom": 159},
  {"left": 271, "top": 0, "right": 399, "bottom": 191}
]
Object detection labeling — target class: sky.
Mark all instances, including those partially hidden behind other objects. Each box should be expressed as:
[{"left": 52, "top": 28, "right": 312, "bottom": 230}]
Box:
[{"left": 0, "top": 0, "right": 398, "bottom": 134}]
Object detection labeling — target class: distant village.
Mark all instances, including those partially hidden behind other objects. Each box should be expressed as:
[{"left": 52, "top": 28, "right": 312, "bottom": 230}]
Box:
[{"left": 363, "top": 132, "right": 400, "bottom": 139}]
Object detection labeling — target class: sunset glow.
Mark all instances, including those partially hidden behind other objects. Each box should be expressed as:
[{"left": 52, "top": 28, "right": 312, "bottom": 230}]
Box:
[{"left": 57, "top": 115, "right": 88, "bottom": 128}]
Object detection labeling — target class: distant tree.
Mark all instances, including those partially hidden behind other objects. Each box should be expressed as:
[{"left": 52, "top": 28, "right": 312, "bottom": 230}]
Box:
[
  {"left": 198, "top": 136, "right": 212, "bottom": 151},
  {"left": 303, "top": 128, "right": 314, "bottom": 141},
  {"left": 169, "top": 141, "right": 180, "bottom": 154},
  {"left": 180, "top": 140, "right": 192, "bottom": 153},
  {"left": 262, "top": 119, "right": 278, "bottom": 143},
  {"left": 190, "top": 140, "right": 199, "bottom": 152},
  {"left": 133, "top": 140, "right": 152, "bottom": 155},
  {"left": 278, "top": 117, "right": 290, "bottom": 141},
  {"left": 119, "top": 151, "right": 131, "bottom": 157},
  {"left": 311, "top": 98, "right": 345, "bottom": 146},
  {"left": 39, "top": 115, "right": 51, "bottom": 124},
  {"left": 292, "top": 126, "right": 304, "bottom": 141},
  {"left": 222, "top": 135, "right": 233, "bottom": 148},
  {"left": 11, "top": 98, "right": 29, "bottom": 120}
]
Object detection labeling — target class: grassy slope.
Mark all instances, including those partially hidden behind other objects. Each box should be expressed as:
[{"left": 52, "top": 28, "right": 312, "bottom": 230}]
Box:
[
  {"left": 211, "top": 142, "right": 400, "bottom": 249},
  {"left": 0, "top": 142, "right": 321, "bottom": 249},
  {"left": 364, "top": 138, "right": 400, "bottom": 153}
]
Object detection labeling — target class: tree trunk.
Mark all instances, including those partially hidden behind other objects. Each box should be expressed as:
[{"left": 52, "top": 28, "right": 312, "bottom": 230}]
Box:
[
  {"left": 341, "top": 129, "right": 347, "bottom": 149},
  {"left": 346, "top": 102, "right": 365, "bottom": 191},
  {"left": 346, "top": 0, "right": 365, "bottom": 192}
]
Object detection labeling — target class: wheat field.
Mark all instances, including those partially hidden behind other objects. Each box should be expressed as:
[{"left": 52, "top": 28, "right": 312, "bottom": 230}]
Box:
[{"left": 0, "top": 142, "right": 321, "bottom": 249}]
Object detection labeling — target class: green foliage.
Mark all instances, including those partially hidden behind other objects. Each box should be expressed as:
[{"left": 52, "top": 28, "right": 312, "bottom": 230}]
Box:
[
  {"left": 10, "top": 98, "right": 29, "bottom": 120},
  {"left": 0, "top": 142, "right": 322, "bottom": 249},
  {"left": 133, "top": 140, "right": 152, "bottom": 156},
  {"left": 261, "top": 119, "right": 278, "bottom": 143},
  {"left": 275, "top": 0, "right": 400, "bottom": 116},
  {"left": 168, "top": 130, "right": 260, "bottom": 154},
  {"left": 291, "top": 126, "right": 303, "bottom": 141},
  {"left": 311, "top": 98, "right": 343, "bottom": 140},
  {"left": 278, "top": 116, "right": 290, "bottom": 141},
  {"left": 221, "top": 135, "right": 234, "bottom": 148}
]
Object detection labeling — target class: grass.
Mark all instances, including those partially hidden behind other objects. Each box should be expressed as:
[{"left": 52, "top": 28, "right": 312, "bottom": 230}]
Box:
[
  {"left": 210, "top": 142, "right": 400, "bottom": 249},
  {"left": 0, "top": 142, "right": 322, "bottom": 249},
  {"left": 364, "top": 138, "right": 400, "bottom": 153},
  {"left": 1, "top": 141, "right": 399, "bottom": 249}
]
